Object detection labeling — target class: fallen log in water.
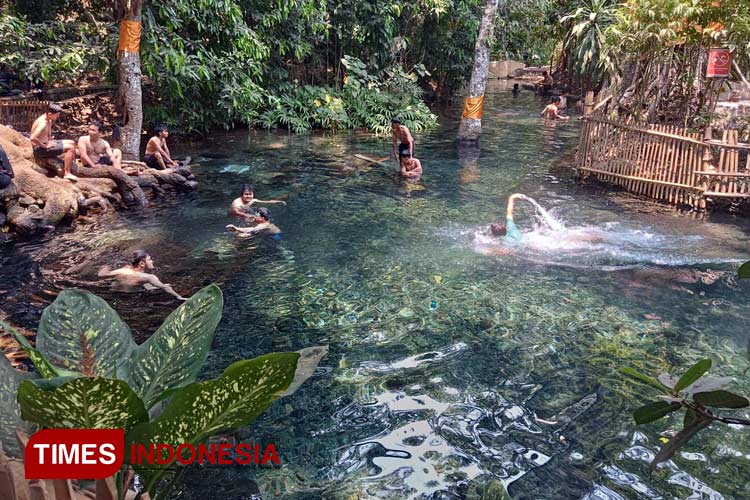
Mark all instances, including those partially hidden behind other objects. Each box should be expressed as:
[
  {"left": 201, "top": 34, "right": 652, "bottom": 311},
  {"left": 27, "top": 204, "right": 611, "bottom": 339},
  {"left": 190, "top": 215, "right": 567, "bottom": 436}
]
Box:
[{"left": 0, "top": 125, "right": 198, "bottom": 234}]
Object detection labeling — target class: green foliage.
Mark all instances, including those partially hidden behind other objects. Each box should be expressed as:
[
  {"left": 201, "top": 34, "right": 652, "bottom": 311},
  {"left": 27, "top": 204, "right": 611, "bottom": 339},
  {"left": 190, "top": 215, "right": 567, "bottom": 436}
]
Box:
[
  {"left": 36, "top": 290, "right": 134, "bottom": 377},
  {"left": 560, "top": 0, "right": 616, "bottom": 89},
  {"left": 4, "top": 285, "right": 325, "bottom": 500},
  {"left": 18, "top": 377, "right": 149, "bottom": 431},
  {"left": 0, "top": 13, "right": 112, "bottom": 84},
  {"left": 738, "top": 261, "right": 750, "bottom": 279},
  {"left": 228, "top": 57, "right": 436, "bottom": 135},
  {"left": 0, "top": 356, "right": 36, "bottom": 457},
  {"left": 625, "top": 359, "right": 750, "bottom": 466}
]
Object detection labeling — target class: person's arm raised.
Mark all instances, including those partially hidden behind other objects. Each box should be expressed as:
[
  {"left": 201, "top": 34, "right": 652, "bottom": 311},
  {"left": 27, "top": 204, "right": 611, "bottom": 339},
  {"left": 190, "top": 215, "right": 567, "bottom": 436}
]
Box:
[{"left": 254, "top": 198, "right": 287, "bottom": 205}]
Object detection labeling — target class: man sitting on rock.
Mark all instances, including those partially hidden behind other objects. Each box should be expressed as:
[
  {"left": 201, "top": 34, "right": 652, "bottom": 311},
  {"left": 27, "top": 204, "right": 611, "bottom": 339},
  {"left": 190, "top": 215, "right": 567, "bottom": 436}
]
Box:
[
  {"left": 0, "top": 144, "right": 14, "bottom": 189},
  {"left": 29, "top": 103, "right": 77, "bottom": 181},
  {"left": 144, "top": 125, "right": 179, "bottom": 170},
  {"left": 78, "top": 121, "right": 123, "bottom": 170}
]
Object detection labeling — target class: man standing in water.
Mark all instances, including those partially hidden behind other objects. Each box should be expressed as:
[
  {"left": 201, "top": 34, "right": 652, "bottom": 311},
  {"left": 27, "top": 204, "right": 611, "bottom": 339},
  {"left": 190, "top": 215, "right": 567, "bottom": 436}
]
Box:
[
  {"left": 78, "top": 122, "right": 123, "bottom": 169},
  {"left": 541, "top": 97, "right": 569, "bottom": 121},
  {"left": 391, "top": 117, "right": 414, "bottom": 164},
  {"left": 228, "top": 184, "right": 286, "bottom": 222},
  {"left": 30, "top": 103, "right": 77, "bottom": 181},
  {"left": 98, "top": 250, "right": 186, "bottom": 300}
]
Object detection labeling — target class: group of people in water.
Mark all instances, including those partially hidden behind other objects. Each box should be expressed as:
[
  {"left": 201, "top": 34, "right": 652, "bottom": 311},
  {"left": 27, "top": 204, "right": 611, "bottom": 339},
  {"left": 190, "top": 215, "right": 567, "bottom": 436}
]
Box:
[{"left": 27, "top": 102, "right": 182, "bottom": 182}]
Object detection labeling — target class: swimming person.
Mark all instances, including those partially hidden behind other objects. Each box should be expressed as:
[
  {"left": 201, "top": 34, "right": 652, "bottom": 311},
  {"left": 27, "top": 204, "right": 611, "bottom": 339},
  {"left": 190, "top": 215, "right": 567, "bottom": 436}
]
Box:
[
  {"left": 226, "top": 207, "right": 282, "bottom": 240},
  {"left": 400, "top": 152, "right": 423, "bottom": 179},
  {"left": 541, "top": 97, "right": 569, "bottom": 121},
  {"left": 97, "top": 250, "right": 186, "bottom": 300},
  {"left": 391, "top": 117, "right": 415, "bottom": 163},
  {"left": 228, "top": 183, "right": 286, "bottom": 222},
  {"left": 512, "top": 83, "right": 520, "bottom": 96},
  {"left": 489, "top": 193, "right": 524, "bottom": 241}
]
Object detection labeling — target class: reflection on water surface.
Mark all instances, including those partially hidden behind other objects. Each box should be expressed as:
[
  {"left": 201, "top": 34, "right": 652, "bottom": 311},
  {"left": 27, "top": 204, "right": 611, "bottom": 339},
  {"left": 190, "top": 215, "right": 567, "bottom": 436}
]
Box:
[{"left": 2, "top": 82, "right": 750, "bottom": 499}]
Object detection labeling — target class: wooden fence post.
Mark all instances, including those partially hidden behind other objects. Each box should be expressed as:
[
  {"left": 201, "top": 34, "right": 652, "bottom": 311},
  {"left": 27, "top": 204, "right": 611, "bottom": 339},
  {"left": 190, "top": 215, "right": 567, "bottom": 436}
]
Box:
[{"left": 583, "top": 91, "right": 595, "bottom": 117}]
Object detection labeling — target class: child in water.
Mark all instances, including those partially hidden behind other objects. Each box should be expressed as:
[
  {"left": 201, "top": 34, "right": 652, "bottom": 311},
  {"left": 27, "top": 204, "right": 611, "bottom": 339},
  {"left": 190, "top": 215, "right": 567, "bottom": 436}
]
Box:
[{"left": 227, "top": 207, "right": 282, "bottom": 240}]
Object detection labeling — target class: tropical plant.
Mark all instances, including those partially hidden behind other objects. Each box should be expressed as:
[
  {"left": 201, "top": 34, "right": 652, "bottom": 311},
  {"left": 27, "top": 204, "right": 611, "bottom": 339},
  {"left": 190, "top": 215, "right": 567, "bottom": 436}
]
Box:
[
  {"left": 624, "top": 359, "right": 750, "bottom": 467},
  {"left": 0, "top": 284, "right": 326, "bottom": 500}
]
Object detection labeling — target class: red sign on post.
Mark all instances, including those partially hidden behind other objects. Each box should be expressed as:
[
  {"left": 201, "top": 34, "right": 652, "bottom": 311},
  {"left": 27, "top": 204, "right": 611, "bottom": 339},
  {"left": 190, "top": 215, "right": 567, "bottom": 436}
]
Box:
[{"left": 707, "top": 48, "right": 731, "bottom": 78}]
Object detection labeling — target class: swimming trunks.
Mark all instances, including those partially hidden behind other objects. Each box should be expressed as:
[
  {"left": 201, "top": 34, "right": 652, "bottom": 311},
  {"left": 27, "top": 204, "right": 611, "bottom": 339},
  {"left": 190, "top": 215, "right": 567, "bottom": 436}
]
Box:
[
  {"left": 144, "top": 154, "right": 162, "bottom": 169},
  {"left": 270, "top": 233, "right": 282, "bottom": 241},
  {"left": 504, "top": 218, "right": 522, "bottom": 241},
  {"left": 96, "top": 154, "right": 113, "bottom": 166},
  {"left": 33, "top": 140, "right": 65, "bottom": 158},
  {"left": 398, "top": 142, "right": 413, "bottom": 159}
]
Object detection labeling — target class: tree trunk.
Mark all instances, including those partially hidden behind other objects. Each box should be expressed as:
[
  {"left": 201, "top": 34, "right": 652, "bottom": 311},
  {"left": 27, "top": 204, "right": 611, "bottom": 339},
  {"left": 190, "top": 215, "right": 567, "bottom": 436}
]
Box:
[
  {"left": 117, "top": 0, "right": 143, "bottom": 160},
  {"left": 457, "top": 0, "right": 499, "bottom": 143}
]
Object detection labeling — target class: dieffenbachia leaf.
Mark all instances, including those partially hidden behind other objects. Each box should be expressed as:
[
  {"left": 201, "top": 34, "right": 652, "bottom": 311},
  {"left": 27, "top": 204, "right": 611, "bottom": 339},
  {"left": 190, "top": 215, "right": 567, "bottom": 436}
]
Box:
[
  {"left": 738, "top": 261, "right": 750, "bottom": 279},
  {"left": 682, "top": 376, "right": 733, "bottom": 395},
  {"left": 633, "top": 401, "right": 682, "bottom": 425},
  {"left": 127, "top": 347, "right": 327, "bottom": 489},
  {"left": 37, "top": 289, "right": 135, "bottom": 377},
  {"left": 18, "top": 376, "right": 148, "bottom": 432},
  {"left": 124, "top": 284, "right": 223, "bottom": 408},
  {"left": 673, "top": 359, "right": 712, "bottom": 394},
  {"left": 693, "top": 390, "right": 750, "bottom": 409},
  {"left": 0, "top": 356, "right": 37, "bottom": 457},
  {"left": 651, "top": 413, "right": 712, "bottom": 467},
  {"left": 0, "top": 320, "right": 77, "bottom": 379}
]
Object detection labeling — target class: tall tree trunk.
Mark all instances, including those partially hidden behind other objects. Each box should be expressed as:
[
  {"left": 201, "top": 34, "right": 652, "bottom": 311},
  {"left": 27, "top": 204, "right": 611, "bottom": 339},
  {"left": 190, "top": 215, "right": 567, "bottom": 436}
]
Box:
[
  {"left": 117, "top": 0, "right": 143, "bottom": 160},
  {"left": 457, "top": 0, "right": 499, "bottom": 143}
]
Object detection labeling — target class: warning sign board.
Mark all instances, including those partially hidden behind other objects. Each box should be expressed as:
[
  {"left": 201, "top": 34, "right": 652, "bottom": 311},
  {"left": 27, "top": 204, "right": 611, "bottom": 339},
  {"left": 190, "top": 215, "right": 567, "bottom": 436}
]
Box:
[{"left": 707, "top": 47, "right": 731, "bottom": 78}]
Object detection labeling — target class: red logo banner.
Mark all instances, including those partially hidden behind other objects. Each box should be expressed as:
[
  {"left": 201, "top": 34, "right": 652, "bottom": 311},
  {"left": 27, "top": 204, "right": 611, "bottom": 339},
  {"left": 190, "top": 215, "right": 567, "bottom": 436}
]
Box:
[
  {"left": 25, "top": 429, "right": 125, "bottom": 479},
  {"left": 707, "top": 48, "right": 731, "bottom": 78}
]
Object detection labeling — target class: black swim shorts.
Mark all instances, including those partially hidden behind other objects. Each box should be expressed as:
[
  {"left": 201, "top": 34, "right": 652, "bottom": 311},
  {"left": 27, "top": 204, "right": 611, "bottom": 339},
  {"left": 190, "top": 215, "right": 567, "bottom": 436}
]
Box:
[
  {"left": 96, "top": 154, "right": 113, "bottom": 166},
  {"left": 33, "top": 140, "right": 65, "bottom": 158},
  {"left": 144, "top": 154, "right": 161, "bottom": 169},
  {"left": 398, "top": 142, "right": 414, "bottom": 159}
]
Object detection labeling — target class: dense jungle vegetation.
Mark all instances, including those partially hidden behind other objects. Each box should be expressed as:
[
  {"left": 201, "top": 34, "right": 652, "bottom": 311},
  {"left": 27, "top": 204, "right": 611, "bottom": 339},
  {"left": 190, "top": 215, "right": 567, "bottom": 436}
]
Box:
[{"left": 1, "top": 0, "right": 749, "bottom": 131}]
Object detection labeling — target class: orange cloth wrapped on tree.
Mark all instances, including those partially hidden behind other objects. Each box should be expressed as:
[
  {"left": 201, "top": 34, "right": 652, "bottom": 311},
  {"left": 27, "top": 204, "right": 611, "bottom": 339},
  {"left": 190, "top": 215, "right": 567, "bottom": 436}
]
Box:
[
  {"left": 117, "top": 20, "right": 142, "bottom": 53},
  {"left": 461, "top": 95, "right": 485, "bottom": 120}
]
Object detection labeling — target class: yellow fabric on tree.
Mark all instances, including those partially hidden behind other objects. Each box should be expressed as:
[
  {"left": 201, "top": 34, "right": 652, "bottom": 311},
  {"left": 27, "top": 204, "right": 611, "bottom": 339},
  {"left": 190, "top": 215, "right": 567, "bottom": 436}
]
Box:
[
  {"left": 461, "top": 95, "right": 485, "bottom": 120},
  {"left": 117, "top": 20, "right": 142, "bottom": 53}
]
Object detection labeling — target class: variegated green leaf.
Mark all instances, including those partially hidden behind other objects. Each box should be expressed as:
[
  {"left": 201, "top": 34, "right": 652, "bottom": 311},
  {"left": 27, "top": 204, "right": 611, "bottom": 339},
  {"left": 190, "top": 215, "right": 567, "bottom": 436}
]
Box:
[
  {"left": 127, "top": 346, "right": 327, "bottom": 489},
  {"left": 0, "top": 355, "right": 37, "bottom": 457},
  {"left": 37, "top": 289, "right": 135, "bottom": 377},
  {"left": 0, "top": 319, "right": 73, "bottom": 379},
  {"left": 124, "top": 284, "right": 223, "bottom": 408},
  {"left": 18, "top": 376, "right": 148, "bottom": 432}
]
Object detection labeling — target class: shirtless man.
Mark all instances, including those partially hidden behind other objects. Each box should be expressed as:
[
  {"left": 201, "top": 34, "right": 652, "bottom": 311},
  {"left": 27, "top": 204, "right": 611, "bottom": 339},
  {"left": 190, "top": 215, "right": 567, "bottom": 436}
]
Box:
[
  {"left": 144, "top": 125, "right": 178, "bottom": 170},
  {"left": 77, "top": 122, "right": 122, "bottom": 169},
  {"left": 228, "top": 184, "right": 286, "bottom": 222},
  {"left": 30, "top": 103, "right": 77, "bottom": 181},
  {"left": 227, "top": 207, "right": 282, "bottom": 240},
  {"left": 400, "top": 152, "right": 423, "bottom": 179},
  {"left": 541, "top": 97, "right": 569, "bottom": 121},
  {"left": 98, "top": 250, "right": 186, "bottom": 300},
  {"left": 391, "top": 117, "right": 414, "bottom": 164}
]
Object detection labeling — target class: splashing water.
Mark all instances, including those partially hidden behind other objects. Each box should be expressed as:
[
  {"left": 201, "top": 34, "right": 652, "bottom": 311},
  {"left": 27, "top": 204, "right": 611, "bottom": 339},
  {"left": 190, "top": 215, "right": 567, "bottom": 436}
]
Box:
[{"left": 513, "top": 194, "right": 565, "bottom": 231}]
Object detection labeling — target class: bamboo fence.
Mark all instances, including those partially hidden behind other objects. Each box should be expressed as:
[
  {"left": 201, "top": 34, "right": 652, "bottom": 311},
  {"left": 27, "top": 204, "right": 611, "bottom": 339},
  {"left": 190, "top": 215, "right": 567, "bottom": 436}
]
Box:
[
  {"left": 0, "top": 101, "right": 51, "bottom": 131},
  {"left": 577, "top": 97, "right": 750, "bottom": 209}
]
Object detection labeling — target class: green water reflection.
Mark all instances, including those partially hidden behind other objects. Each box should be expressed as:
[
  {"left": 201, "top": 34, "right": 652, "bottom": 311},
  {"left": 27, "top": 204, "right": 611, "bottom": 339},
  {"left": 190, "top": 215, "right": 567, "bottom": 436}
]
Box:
[{"left": 3, "top": 82, "right": 750, "bottom": 499}]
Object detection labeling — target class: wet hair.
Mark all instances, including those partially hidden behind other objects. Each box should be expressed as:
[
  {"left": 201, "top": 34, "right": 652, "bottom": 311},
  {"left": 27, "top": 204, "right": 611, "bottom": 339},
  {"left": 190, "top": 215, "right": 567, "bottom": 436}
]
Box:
[
  {"left": 400, "top": 152, "right": 412, "bottom": 159},
  {"left": 131, "top": 250, "right": 150, "bottom": 267},
  {"left": 257, "top": 207, "right": 270, "bottom": 220},
  {"left": 513, "top": 83, "right": 519, "bottom": 89},
  {"left": 90, "top": 121, "right": 103, "bottom": 132},
  {"left": 542, "top": 71, "right": 549, "bottom": 76},
  {"left": 490, "top": 223, "right": 507, "bottom": 237},
  {"left": 154, "top": 124, "right": 168, "bottom": 135},
  {"left": 48, "top": 103, "right": 62, "bottom": 114},
  {"left": 552, "top": 96, "right": 561, "bottom": 104},
  {"left": 240, "top": 183, "right": 254, "bottom": 195},
  {"left": 391, "top": 117, "right": 401, "bottom": 124}
]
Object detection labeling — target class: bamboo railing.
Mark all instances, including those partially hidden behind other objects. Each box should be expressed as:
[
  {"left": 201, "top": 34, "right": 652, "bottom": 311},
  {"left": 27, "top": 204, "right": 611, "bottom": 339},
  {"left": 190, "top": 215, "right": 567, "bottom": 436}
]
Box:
[
  {"left": 577, "top": 99, "right": 750, "bottom": 209},
  {"left": 0, "top": 101, "right": 50, "bottom": 131}
]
